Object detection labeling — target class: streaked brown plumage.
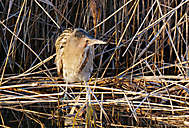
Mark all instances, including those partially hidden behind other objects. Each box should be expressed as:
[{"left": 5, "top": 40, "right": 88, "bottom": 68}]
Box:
[{"left": 55, "top": 28, "right": 106, "bottom": 83}]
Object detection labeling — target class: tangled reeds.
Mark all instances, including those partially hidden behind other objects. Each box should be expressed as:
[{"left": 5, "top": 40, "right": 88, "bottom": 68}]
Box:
[{"left": 0, "top": 0, "right": 189, "bottom": 127}]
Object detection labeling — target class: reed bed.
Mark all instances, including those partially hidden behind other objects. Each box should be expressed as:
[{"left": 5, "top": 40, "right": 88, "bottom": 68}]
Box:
[{"left": 0, "top": 0, "right": 189, "bottom": 127}]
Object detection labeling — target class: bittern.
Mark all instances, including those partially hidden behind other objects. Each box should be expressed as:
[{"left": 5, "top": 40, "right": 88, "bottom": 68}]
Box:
[{"left": 55, "top": 28, "right": 106, "bottom": 83}]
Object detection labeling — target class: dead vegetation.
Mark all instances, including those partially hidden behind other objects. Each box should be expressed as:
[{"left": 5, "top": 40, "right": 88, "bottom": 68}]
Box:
[{"left": 0, "top": 0, "right": 189, "bottom": 127}]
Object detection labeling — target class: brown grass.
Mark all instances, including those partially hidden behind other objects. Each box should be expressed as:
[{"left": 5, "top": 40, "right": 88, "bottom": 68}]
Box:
[{"left": 0, "top": 0, "right": 189, "bottom": 127}]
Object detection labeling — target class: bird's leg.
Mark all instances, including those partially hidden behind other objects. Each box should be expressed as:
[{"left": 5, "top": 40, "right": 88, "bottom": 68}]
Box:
[
  {"left": 85, "top": 81, "right": 91, "bottom": 104},
  {"left": 63, "top": 81, "right": 69, "bottom": 127},
  {"left": 65, "top": 81, "right": 68, "bottom": 96},
  {"left": 60, "top": 81, "right": 68, "bottom": 100},
  {"left": 85, "top": 81, "right": 93, "bottom": 128}
]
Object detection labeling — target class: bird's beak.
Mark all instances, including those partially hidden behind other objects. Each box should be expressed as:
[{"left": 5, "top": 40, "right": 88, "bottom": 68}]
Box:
[{"left": 88, "top": 39, "right": 107, "bottom": 46}]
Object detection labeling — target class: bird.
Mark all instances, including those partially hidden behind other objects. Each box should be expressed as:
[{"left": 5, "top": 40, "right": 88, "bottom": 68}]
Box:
[{"left": 55, "top": 28, "right": 106, "bottom": 83}]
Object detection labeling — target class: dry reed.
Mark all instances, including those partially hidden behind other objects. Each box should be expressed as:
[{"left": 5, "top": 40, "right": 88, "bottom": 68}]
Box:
[{"left": 0, "top": 0, "right": 189, "bottom": 127}]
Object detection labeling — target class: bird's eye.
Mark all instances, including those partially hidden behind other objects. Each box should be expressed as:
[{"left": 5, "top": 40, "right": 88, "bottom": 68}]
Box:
[
  {"left": 86, "top": 40, "right": 89, "bottom": 44},
  {"left": 60, "top": 45, "right": 64, "bottom": 49},
  {"left": 75, "top": 31, "right": 83, "bottom": 38}
]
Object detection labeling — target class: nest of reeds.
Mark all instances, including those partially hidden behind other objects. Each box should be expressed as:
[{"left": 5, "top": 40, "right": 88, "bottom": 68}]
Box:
[{"left": 0, "top": 0, "right": 189, "bottom": 127}]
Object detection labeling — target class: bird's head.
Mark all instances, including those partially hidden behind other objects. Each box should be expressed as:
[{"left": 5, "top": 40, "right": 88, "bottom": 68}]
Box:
[{"left": 68, "top": 28, "right": 106, "bottom": 48}]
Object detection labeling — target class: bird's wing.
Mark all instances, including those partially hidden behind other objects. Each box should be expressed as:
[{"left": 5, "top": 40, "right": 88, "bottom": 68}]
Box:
[{"left": 55, "top": 29, "right": 73, "bottom": 76}]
